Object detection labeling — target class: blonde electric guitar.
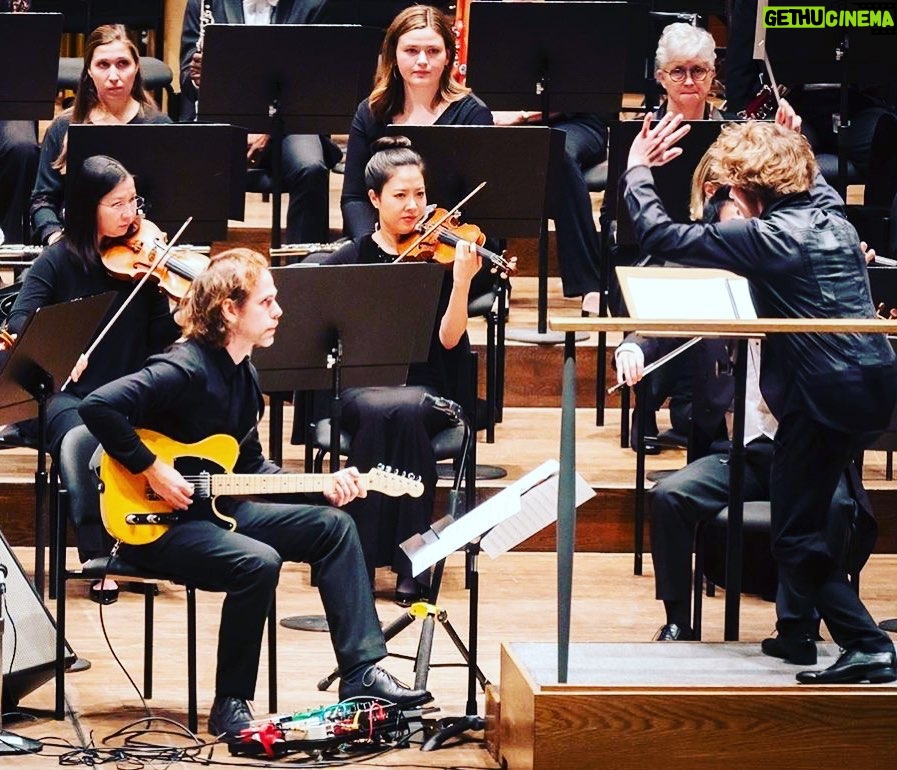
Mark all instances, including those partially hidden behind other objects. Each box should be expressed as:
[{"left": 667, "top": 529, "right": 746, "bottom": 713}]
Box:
[{"left": 99, "top": 429, "right": 425, "bottom": 546}]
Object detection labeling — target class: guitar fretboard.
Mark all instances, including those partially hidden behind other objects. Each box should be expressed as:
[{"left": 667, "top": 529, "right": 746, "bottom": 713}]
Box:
[{"left": 211, "top": 474, "right": 337, "bottom": 497}]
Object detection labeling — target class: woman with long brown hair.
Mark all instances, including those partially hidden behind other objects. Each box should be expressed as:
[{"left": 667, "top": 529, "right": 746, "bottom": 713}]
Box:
[
  {"left": 340, "top": 4, "right": 492, "bottom": 237},
  {"left": 30, "top": 24, "right": 169, "bottom": 246}
]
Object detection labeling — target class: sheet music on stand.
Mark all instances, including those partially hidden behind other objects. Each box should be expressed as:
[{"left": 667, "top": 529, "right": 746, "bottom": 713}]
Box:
[
  {"left": 617, "top": 266, "right": 758, "bottom": 323},
  {"left": 401, "top": 460, "right": 595, "bottom": 576}
]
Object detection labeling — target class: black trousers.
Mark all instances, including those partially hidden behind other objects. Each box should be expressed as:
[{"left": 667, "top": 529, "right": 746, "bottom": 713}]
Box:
[
  {"left": 771, "top": 411, "right": 894, "bottom": 653},
  {"left": 121, "top": 500, "right": 388, "bottom": 699},
  {"left": 548, "top": 116, "right": 607, "bottom": 298},
  {"left": 0, "top": 120, "right": 39, "bottom": 243},
  {"left": 340, "top": 385, "right": 452, "bottom": 587},
  {"left": 650, "top": 437, "right": 856, "bottom": 632}
]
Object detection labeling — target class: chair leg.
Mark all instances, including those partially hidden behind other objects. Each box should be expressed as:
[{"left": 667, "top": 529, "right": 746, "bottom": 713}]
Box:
[
  {"left": 268, "top": 597, "right": 278, "bottom": 714},
  {"left": 48, "top": 469, "right": 59, "bottom": 601},
  {"left": 187, "top": 587, "right": 198, "bottom": 734},
  {"left": 144, "top": 585, "right": 154, "bottom": 699},
  {"left": 692, "top": 523, "right": 705, "bottom": 641},
  {"left": 54, "top": 505, "right": 67, "bottom": 720},
  {"left": 496, "top": 282, "right": 507, "bottom": 422},
  {"left": 485, "top": 310, "right": 497, "bottom": 443}
]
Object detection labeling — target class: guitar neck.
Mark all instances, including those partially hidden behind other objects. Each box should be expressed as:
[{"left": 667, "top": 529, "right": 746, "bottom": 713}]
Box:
[{"left": 211, "top": 473, "right": 342, "bottom": 498}]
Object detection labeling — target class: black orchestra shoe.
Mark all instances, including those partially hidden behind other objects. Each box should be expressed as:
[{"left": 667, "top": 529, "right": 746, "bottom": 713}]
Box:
[
  {"left": 761, "top": 633, "right": 817, "bottom": 665},
  {"left": 796, "top": 649, "right": 897, "bottom": 685},
  {"left": 208, "top": 695, "right": 253, "bottom": 740},
  {"left": 89, "top": 581, "right": 119, "bottom": 605},
  {"left": 394, "top": 576, "right": 427, "bottom": 607},
  {"left": 654, "top": 623, "right": 692, "bottom": 641},
  {"left": 339, "top": 664, "right": 433, "bottom": 708}
]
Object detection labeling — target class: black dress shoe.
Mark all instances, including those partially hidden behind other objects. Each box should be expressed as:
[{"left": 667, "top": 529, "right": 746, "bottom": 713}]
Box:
[
  {"left": 761, "top": 634, "right": 817, "bottom": 665},
  {"left": 654, "top": 623, "right": 692, "bottom": 641},
  {"left": 208, "top": 695, "right": 253, "bottom": 739},
  {"left": 394, "top": 576, "right": 427, "bottom": 607},
  {"left": 796, "top": 649, "right": 897, "bottom": 684},
  {"left": 89, "top": 583, "right": 119, "bottom": 605},
  {"left": 339, "top": 664, "right": 433, "bottom": 707}
]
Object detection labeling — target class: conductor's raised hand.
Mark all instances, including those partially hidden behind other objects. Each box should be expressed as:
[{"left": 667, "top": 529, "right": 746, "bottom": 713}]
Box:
[
  {"left": 627, "top": 112, "right": 691, "bottom": 170},
  {"left": 774, "top": 98, "right": 802, "bottom": 134},
  {"left": 325, "top": 466, "right": 367, "bottom": 507},
  {"left": 143, "top": 458, "right": 194, "bottom": 511}
]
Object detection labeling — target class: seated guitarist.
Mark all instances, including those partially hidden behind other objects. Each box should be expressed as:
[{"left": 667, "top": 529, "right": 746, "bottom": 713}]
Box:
[{"left": 79, "top": 248, "right": 432, "bottom": 740}]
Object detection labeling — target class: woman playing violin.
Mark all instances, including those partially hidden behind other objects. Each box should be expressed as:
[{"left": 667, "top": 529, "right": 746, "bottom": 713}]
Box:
[
  {"left": 340, "top": 4, "right": 492, "bottom": 238},
  {"left": 321, "top": 136, "right": 482, "bottom": 604},
  {"left": 29, "top": 24, "right": 170, "bottom": 247},
  {"left": 7, "top": 155, "right": 179, "bottom": 602}
]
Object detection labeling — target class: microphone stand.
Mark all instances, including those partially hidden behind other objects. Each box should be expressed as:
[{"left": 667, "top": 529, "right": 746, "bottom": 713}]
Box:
[{"left": 0, "top": 565, "right": 43, "bottom": 755}]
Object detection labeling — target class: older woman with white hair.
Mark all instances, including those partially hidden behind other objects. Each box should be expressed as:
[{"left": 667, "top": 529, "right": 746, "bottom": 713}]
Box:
[{"left": 655, "top": 23, "right": 722, "bottom": 121}]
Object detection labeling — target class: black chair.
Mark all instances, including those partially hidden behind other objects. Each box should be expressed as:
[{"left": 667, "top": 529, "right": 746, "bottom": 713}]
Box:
[
  {"left": 691, "top": 501, "right": 778, "bottom": 641},
  {"left": 53, "top": 426, "right": 278, "bottom": 733},
  {"left": 56, "top": 57, "right": 175, "bottom": 111}
]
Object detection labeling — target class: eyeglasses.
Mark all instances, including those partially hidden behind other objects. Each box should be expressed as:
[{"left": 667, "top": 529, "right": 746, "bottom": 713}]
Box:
[
  {"left": 662, "top": 65, "right": 712, "bottom": 83},
  {"left": 100, "top": 195, "right": 144, "bottom": 213}
]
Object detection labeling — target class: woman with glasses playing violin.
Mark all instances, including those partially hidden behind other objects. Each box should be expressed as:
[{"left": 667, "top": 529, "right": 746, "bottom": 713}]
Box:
[
  {"left": 7, "top": 154, "right": 179, "bottom": 603},
  {"left": 29, "top": 24, "right": 170, "bottom": 247},
  {"left": 654, "top": 23, "right": 723, "bottom": 122},
  {"left": 317, "top": 136, "right": 485, "bottom": 605}
]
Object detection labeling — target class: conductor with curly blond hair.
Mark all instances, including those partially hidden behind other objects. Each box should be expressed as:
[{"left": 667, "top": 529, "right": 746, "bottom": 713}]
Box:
[{"left": 622, "top": 103, "right": 897, "bottom": 685}]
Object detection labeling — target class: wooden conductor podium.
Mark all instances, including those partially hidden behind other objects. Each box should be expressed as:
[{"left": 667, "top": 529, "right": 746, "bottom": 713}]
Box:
[{"left": 495, "top": 314, "right": 897, "bottom": 770}]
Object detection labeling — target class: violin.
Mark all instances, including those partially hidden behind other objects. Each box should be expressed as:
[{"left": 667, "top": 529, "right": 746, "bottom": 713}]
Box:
[
  {"left": 396, "top": 207, "right": 516, "bottom": 275},
  {"left": 101, "top": 217, "right": 209, "bottom": 301}
]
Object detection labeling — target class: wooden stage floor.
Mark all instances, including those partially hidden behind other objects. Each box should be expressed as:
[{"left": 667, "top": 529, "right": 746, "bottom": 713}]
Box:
[{"left": 6, "top": 549, "right": 897, "bottom": 768}]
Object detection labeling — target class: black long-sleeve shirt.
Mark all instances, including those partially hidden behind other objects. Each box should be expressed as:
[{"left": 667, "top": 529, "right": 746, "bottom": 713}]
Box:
[
  {"left": 623, "top": 164, "right": 896, "bottom": 433},
  {"left": 340, "top": 95, "right": 493, "bottom": 238},
  {"left": 79, "top": 338, "right": 278, "bottom": 477}
]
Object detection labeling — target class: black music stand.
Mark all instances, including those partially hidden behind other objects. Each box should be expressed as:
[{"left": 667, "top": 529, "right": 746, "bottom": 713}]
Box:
[
  {"left": 466, "top": 1, "right": 633, "bottom": 343},
  {"left": 0, "top": 12, "right": 62, "bottom": 121},
  {"left": 0, "top": 292, "right": 115, "bottom": 598},
  {"left": 756, "top": 0, "right": 895, "bottom": 198},
  {"left": 316, "top": 1, "right": 448, "bottom": 26},
  {"left": 253, "top": 262, "right": 443, "bottom": 632},
  {"left": 197, "top": 24, "right": 381, "bottom": 251},
  {"left": 66, "top": 124, "right": 246, "bottom": 243}
]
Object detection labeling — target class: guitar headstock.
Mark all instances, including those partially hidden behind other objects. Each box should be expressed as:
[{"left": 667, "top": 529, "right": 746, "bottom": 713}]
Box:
[{"left": 366, "top": 465, "right": 425, "bottom": 498}]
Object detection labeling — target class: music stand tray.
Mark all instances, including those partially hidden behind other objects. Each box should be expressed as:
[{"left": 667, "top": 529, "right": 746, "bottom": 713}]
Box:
[
  {"left": 66, "top": 124, "right": 246, "bottom": 243},
  {"left": 254, "top": 262, "right": 444, "bottom": 392},
  {"left": 198, "top": 24, "right": 381, "bottom": 135}
]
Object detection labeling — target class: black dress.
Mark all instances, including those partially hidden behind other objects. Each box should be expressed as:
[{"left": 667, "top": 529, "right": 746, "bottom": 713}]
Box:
[{"left": 320, "top": 235, "right": 471, "bottom": 587}]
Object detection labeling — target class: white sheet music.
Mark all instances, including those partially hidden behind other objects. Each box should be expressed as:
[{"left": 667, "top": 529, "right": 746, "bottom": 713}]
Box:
[
  {"left": 401, "top": 460, "right": 570, "bottom": 576},
  {"left": 480, "top": 466, "right": 595, "bottom": 557},
  {"left": 617, "top": 267, "right": 757, "bottom": 321}
]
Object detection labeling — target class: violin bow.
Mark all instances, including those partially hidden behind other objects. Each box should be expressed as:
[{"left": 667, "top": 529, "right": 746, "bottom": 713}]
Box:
[
  {"left": 60, "top": 216, "right": 193, "bottom": 392},
  {"left": 396, "top": 181, "right": 487, "bottom": 261}
]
